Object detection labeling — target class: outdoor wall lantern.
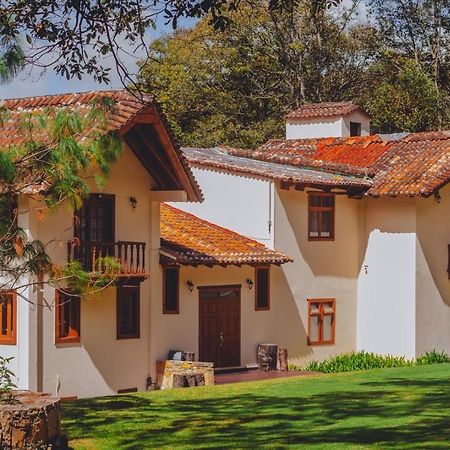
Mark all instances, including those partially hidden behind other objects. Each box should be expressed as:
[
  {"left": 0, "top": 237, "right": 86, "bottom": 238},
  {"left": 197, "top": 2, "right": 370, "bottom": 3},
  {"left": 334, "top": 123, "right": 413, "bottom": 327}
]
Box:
[
  {"left": 187, "top": 280, "right": 194, "bottom": 292},
  {"left": 435, "top": 191, "right": 442, "bottom": 204},
  {"left": 246, "top": 278, "right": 254, "bottom": 290},
  {"left": 129, "top": 196, "right": 138, "bottom": 209}
]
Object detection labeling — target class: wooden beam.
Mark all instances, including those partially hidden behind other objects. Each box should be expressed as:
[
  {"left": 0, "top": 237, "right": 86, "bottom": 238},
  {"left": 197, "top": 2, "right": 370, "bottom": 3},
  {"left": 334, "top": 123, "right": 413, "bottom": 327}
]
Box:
[
  {"left": 294, "top": 184, "right": 305, "bottom": 191},
  {"left": 280, "top": 181, "right": 293, "bottom": 190}
]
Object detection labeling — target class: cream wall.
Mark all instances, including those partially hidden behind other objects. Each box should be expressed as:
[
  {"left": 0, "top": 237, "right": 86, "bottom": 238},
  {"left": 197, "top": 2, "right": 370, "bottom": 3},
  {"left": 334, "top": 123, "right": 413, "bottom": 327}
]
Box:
[
  {"left": 151, "top": 264, "right": 300, "bottom": 371},
  {"left": 356, "top": 198, "right": 417, "bottom": 358},
  {"left": 416, "top": 185, "right": 450, "bottom": 356},
  {"left": 274, "top": 186, "right": 360, "bottom": 366},
  {"left": 29, "top": 145, "right": 155, "bottom": 398}
]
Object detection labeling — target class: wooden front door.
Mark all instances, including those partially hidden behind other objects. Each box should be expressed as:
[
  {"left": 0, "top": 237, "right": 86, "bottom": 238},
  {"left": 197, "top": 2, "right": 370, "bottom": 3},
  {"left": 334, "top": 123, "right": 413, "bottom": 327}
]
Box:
[{"left": 199, "top": 286, "right": 241, "bottom": 368}]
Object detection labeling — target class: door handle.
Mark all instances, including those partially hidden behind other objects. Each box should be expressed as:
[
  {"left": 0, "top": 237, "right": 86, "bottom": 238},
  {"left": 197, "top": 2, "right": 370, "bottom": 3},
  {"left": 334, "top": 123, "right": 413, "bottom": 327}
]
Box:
[{"left": 219, "top": 331, "right": 224, "bottom": 346}]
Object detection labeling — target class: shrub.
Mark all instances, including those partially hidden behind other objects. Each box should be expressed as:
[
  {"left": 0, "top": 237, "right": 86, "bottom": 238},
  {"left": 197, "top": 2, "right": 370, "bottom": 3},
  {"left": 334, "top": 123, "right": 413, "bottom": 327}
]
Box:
[
  {"left": 301, "top": 350, "right": 450, "bottom": 373},
  {"left": 0, "top": 356, "right": 17, "bottom": 404},
  {"left": 416, "top": 350, "right": 450, "bottom": 365}
]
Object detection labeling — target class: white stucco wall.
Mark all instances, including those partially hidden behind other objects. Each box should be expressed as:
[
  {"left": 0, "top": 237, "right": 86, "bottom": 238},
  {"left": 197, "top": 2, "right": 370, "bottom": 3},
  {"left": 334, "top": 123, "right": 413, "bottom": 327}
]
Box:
[
  {"left": 171, "top": 168, "right": 274, "bottom": 247},
  {"left": 286, "top": 111, "right": 370, "bottom": 139},
  {"left": 286, "top": 117, "right": 343, "bottom": 139},
  {"left": 356, "top": 198, "right": 416, "bottom": 358}
]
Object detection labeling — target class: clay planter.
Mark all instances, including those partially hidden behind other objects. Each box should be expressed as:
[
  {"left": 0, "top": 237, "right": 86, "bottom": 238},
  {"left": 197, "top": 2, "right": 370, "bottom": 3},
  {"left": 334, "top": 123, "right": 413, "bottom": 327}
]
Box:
[{"left": 0, "top": 390, "right": 66, "bottom": 449}]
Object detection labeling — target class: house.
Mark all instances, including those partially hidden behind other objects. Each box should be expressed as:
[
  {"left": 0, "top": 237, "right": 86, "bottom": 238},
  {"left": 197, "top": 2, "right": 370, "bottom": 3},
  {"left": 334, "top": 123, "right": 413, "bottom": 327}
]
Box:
[
  {"left": 0, "top": 90, "right": 291, "bottom": 398},
  {"left": 178, "top": 101, "right": 450, "bottom": 366}
]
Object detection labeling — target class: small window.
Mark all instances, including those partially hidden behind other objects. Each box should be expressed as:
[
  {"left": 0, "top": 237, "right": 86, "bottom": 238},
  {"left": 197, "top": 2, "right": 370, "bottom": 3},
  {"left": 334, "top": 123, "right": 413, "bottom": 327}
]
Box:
[
  {"left": 163, "top": 266, "right": 179, "bottom": 314},
  {"left": 350, "top": 122, "right": 361, "bottom": 136},
  {"left": 307, "top": 298, "right": 335, "bottom": 345},
  {"left": 0, "top": 291, "right": 16, "bottom": 345},
  {"left": 308, "top": 193, "right": 335, "bottom": 241},
  {"left": 255, "top": 267, "right": 270, "bottom": 310},
  {"left": 117, "top": 287, "right": 140, "bottom": 339},
  {"left": 55, "top": 291, "right": 80, "bottom": 344}
]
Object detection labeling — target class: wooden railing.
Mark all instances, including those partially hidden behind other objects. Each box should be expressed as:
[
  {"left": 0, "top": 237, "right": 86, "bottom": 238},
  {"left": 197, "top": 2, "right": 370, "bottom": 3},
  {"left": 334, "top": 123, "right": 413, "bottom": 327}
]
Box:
[{"left": 67, "top": 240, "right": 147, "bottom": 276}]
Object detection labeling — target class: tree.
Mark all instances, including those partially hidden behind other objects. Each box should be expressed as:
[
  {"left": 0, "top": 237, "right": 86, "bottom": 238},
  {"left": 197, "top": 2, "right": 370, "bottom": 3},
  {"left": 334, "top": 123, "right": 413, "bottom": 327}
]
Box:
[
  {"left": 138, "top": 1, "right": 379, "bottom": 147},
  {"left": 366, "top": 57, "right": 443, "bottom": 133},
  {"left": 0, "top": 99, "right": 123, "bottom": 299},
  {"left": 0, "top": 0, "right": 342, "bottom": 85}
]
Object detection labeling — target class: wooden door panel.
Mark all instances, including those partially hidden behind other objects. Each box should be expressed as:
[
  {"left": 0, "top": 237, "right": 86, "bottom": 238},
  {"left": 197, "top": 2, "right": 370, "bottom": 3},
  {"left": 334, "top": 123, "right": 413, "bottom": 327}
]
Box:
[{"left": 199, "top": 287, "right": 240, "bottom": 368}]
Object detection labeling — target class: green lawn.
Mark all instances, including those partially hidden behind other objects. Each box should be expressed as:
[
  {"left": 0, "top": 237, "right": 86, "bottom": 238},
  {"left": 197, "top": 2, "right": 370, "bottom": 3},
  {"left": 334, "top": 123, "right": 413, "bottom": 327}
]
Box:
[{"left": 62, "top": 364, "right": 450, "bottom": 449}]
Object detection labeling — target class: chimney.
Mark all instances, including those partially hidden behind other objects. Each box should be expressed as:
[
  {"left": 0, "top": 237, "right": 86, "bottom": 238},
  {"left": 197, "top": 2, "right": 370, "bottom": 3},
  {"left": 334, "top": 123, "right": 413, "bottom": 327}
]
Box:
[{"left": 285, "top": 101, "right": 370, "bottom": 139}]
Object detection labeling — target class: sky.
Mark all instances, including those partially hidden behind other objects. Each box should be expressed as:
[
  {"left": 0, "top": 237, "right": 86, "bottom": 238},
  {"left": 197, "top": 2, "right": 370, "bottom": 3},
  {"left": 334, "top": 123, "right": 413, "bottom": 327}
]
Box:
[{"left": 0, "top": 15, "right": 196, "bottom": 100}]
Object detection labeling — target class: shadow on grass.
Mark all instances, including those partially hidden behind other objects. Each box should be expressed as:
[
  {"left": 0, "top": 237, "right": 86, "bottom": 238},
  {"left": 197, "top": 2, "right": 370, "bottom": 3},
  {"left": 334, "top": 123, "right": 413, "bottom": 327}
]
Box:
[{"left": 62, "top": 373, "right": 450, "bottom": 449}]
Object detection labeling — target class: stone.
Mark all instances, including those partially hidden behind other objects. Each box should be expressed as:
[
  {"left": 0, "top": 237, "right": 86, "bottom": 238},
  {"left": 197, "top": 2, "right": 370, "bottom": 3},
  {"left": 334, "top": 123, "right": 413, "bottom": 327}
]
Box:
[{"left": 0, "top": 391, "right": 62, "bottom": 449}]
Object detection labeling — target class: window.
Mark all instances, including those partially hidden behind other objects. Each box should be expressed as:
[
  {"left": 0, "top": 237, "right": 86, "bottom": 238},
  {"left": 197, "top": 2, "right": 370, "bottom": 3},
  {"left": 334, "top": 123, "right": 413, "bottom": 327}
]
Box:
[
  {"left": 117, "top": 287, "right": 140, "bottom": 339},
  {"left": 163, "top": 266, "right": 179, "bottom": 314},
  {"left": 307, "top": 298, "right": 335, "bottom": 345},
  {"left": 350, "top": 121, "right": 361, "bottom": 136},
  {"left": 55, "top": 291, "right": 80, "bottom": 344},
  {"left": 0, "top": 291, "right": 16, "bottom": 345},
  {"left": 308, "top": 193, "right": 335, "bottom": 240},
  {"left": 255, "top": 267, "right": 270, "bottom": 310}
]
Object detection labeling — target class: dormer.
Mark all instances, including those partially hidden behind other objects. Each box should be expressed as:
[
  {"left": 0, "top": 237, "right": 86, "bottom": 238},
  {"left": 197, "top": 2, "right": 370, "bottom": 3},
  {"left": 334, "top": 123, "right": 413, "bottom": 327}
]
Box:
[{"left": 285, "top": 101, "right": 370, "bottom": 139}]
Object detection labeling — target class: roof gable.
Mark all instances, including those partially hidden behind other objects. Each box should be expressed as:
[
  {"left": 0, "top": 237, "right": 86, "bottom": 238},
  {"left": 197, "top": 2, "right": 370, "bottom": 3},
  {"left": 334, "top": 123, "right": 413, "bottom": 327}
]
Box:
[{"left": 0, "top": 90, "right": 202, "bottom": 201}]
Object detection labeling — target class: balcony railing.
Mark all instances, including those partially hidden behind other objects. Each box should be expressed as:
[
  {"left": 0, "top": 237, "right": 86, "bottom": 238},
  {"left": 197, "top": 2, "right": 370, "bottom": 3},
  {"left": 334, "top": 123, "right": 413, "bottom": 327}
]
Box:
[{"left": 67, "top": 240, "right": 147, "bottom": 277}]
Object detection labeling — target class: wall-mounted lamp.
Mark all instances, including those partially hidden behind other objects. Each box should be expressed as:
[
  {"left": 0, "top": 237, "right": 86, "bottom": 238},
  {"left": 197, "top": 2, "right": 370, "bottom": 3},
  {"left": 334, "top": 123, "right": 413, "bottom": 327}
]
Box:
[
  {"left": 129, "top": 196, "right": 138, "bottom": 209},
  {"left": 435, "top": 191, "right": 442, "bottom": 204},
  {"left": 246, "top": 278, "right": 254, "bottom": 290},
  {"left": 187, "top": 280, "right": 194, "bottom": 292}
]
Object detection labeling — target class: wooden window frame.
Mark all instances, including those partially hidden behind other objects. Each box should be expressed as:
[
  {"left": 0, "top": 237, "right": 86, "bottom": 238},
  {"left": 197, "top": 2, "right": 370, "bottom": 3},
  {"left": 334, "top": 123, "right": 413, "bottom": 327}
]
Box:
[
  {"left": 0, "top": 291, "right": 17, "bottom": 345},
  {"left": 307, "top": 298, "right": 336, "bottom": 346},
  {"left": 308, "top": 192, "right": 335, "bottom": 241},
  {"left": 117, "top": 286, "right": 140, "bottom": 339},
  {"left": 55, "top": 290, "right": 81, "bottom": 344},
  {"left": 349, "top": 121, "right": 362, "bottom": 136},
  {"left": 163, "top": 265, "right": 180, "bottom": 314},
  {"left": 255, "top": 266, "right": 270, "bottom": 311}
]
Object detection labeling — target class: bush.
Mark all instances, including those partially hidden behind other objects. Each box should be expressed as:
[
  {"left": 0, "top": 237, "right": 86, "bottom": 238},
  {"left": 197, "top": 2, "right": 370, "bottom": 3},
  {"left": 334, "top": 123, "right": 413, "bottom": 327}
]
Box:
[
  {"left": 301, "top": 350, "right": 450, "bottom": 374},
  {"left": 416, "top": 350, "right": 450, "bottom": 365}
]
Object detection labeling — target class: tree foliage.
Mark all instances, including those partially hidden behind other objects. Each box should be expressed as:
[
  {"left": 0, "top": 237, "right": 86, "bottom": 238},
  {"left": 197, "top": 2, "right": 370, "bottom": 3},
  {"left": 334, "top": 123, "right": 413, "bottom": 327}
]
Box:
[
  {"left": 139, "top": 1, "right": 378, "bottom": 147},
  {"left": 0, "top": 99, "right": 122, "bottom": 297},
  {"left": 0, "top": 0, "right": 341, "bottom": 84}
]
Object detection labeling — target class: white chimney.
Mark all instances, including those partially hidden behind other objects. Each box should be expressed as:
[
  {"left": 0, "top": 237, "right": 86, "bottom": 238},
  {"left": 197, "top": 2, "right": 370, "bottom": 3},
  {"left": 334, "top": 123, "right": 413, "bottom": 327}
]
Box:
[{"left": 285, "top": 101, "right": 370, "bottom": 139}]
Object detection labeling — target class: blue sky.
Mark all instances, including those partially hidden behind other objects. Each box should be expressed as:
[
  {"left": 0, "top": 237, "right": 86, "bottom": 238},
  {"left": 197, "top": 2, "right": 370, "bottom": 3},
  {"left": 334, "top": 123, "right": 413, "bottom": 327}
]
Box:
[{"left": 0, "top": 16, "right": 196, "bottom": 100}]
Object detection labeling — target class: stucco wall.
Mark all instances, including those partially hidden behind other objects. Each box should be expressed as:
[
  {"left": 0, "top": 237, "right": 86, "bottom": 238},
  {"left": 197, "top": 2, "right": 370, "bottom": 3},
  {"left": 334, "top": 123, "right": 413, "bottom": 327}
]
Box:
[
  {"left": 356, "top": 198, "right": 417, "bottom": 358},
  {"left": 416, "top": 186, "right": 450, "bottom": 356},
  {"left": 342, "top": 111, "right": 370, "bottom": 136},
  {"left": 286, "top": 117, "right": 343, "bottom": 139},
  {"left": 172, "top": 168, "right": 274, "bottom": 247},
  {"left": 26, "top": 145, "right": 155, "bottom": 398},
  {"left": 151, "top": 263, "right": 301, "bottom": 371},
  {"left": 273, "top": 186, "right": 360, "bottom": 366}
]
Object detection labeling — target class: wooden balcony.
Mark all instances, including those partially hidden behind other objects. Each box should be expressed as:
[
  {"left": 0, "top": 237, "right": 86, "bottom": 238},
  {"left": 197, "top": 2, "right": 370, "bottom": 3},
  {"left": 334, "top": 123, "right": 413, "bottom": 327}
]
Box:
[{"left": 67, "top": 240, "right": 148, "bottom": 284}]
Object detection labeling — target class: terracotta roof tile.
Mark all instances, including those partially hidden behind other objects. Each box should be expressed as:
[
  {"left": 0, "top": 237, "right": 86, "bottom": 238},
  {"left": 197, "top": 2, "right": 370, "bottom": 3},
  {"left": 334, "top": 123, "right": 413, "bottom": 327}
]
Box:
[
  {"left": 183, "top": 147, "right": 372, "bottom": 191},
  {"left": 185, "top": 131, "right": 450, "bottom": 198},
  {"left": 160, "top": 204, "right": 292, "bottom": 266},
  {"left": 0, "top": 90, "right": 202, "bottom": 201},
  {"left": 285, "top": 101, "right": 368, "bottom": 120}
]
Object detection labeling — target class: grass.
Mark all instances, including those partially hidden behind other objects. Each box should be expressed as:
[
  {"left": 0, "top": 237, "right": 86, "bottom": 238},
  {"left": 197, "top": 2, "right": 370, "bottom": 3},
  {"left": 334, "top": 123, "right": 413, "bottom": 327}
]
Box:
[{"left": 62, "top": 364, "right": 450, "bottom": 449}]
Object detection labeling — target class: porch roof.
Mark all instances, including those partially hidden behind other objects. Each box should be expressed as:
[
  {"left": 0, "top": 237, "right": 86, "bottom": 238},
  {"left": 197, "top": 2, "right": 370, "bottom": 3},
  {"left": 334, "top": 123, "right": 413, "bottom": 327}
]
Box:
[{"left": 160, "top": 204, "right": 292, "bottom": 267}]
